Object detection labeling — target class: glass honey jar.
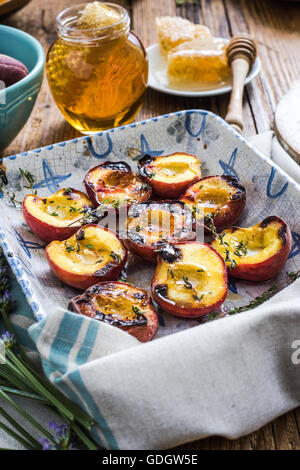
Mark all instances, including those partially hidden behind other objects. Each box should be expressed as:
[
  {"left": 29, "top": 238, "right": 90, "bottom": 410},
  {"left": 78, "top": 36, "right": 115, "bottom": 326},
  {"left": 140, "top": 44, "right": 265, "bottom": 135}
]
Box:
[{"left": 46, "top": 3, "right": 148, "bottom": 133}]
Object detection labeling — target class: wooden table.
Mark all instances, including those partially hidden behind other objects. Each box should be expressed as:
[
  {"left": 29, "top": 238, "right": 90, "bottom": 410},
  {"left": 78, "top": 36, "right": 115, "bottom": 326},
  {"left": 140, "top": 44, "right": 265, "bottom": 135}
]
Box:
[{"left": 2, "top": 0, "right": 300, "bottom": 450}]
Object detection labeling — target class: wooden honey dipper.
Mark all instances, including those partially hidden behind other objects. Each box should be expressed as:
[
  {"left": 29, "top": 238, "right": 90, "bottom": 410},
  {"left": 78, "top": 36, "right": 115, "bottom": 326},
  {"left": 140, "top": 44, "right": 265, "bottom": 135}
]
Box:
[{"left": 225, "top": 34, "right": 257, "bottom": 134}]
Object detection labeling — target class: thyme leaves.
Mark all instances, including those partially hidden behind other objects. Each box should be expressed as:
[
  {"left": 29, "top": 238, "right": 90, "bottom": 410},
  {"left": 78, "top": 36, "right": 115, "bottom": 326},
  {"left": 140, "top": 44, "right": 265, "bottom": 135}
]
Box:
[
  {"left": 201, "top": 270, "right": 300, "bottom": 324},
  {"left": 19, "top": 168, "right": 35, "bottom": 190}
]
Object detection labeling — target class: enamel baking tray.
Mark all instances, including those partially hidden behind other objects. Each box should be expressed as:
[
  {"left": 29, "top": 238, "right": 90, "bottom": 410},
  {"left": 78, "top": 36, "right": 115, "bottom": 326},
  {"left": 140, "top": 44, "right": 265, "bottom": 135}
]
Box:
[{"left": 1, "top": 110, "right": 300, "bottom": 338}]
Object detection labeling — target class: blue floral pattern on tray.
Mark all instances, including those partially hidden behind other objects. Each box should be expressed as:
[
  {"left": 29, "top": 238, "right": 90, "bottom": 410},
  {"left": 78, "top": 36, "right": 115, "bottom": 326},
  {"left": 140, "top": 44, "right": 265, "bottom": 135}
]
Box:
[{"left": 1, "top": 109, "right": 300, "bottom": 338}]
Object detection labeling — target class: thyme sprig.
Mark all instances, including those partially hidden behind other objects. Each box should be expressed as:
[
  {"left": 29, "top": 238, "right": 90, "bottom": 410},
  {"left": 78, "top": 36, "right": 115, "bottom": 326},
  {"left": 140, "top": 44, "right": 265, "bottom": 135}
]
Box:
[
  {"left": 64, "top": 241, "right": 80, "bottom": 253},
  {"left": 0, "top": 167, "right": 21, "bottom": 208},
  {"left": 201, "top": 270, "right": 300, "bottom": 323},
  {"left": 19, "top": 168, "right": 35, "bottom": 190},
  {"left": 233, "top": 241, "right": 248, "bottom": 257},
  {"left": 132, "top": 305, "right": 143, "bottom": 316},
  {"left": 205, "top": 214, "right": 237, "bottom": 269},
  {"left": 67, "top": 201, "right": 111, "bottom": 227},
  {"left": 182, "top": 275, "right": 205, "bottom": 303},
  {"left": 182, "top": 275, "right": 192, "bottom": 289},
  {"left": 110, "top": 251, "right": 120, "bottom": 262}
]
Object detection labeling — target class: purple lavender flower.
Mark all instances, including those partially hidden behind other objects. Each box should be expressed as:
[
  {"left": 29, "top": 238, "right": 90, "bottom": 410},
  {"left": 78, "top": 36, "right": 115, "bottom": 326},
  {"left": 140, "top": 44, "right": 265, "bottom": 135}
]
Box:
[
  {"left": 0, "top": 289, "right": 14, "bottom": 311},
  {"left": 1, "top": 330, "right": 16, "bottom": 349},
  {"left": 39, "top": 438, "right": 55, "bottom": 451},
  {"left": 48, "top": 421, "right": 72, "bottom": 449}
]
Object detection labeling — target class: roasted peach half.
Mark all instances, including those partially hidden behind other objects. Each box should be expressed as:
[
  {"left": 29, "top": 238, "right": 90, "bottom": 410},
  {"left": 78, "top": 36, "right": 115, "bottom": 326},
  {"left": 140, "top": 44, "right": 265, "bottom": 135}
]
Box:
[
  {"left": 180, "top": 175, "right": 246, "bottom": 232},
  {"left": 68, "top": 281, "right": 159, "bottom": 342},
  {"left": 138, "top": 152, "right": 201, "bottom": 198},
  {"left": 22, "top": 188, "right": 94, "bottom": 243},
  {"left": 46, "top": 224, "right": 127, "bottom": 290},
  {"left": 151, "top": 241, "right": 228, "bottom": 319},
  {"left": 84, "top": 161, "right": 151, "bottom": 208},
  {"left": 125, "top": 200, "right": 195, "bottom": 263},
  {"left": 211, "top": 216, "right": 292, "bottom": 281}
]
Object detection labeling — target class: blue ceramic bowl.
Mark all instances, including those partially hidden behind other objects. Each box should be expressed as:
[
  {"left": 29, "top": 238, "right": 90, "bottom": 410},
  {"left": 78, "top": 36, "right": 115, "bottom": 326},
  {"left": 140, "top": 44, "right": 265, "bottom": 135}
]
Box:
[{"left": 0, "top": 25, "right": 45, "bottom": 152}]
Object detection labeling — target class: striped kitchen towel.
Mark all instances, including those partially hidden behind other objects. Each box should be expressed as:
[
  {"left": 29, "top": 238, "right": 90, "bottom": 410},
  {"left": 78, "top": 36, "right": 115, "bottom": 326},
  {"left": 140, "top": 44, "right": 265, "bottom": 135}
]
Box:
[{"left": 27, "top": 286, "right": 300, "bottom": 450}]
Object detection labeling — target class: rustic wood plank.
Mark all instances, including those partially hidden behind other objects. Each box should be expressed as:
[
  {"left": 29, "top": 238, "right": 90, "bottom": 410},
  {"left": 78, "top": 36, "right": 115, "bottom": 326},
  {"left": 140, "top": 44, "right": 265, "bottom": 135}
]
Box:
[
  {"left": 2, "top": 0, "right": 78, "bottom": 157},
  {"left": 224, "top": 0, "right": 300, "bottom": 133},
  {"left": 222, "top": 0, "right": 300, "bottom": 450},
  {"left": 270, "top": 413, "right": 300, "bottom": 450}
]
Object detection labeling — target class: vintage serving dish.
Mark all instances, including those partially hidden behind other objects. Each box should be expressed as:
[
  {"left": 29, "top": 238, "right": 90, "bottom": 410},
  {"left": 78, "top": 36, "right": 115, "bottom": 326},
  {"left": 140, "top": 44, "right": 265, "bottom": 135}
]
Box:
[{"left": 1, "top": 110, "right": 300, "bottom": 338}]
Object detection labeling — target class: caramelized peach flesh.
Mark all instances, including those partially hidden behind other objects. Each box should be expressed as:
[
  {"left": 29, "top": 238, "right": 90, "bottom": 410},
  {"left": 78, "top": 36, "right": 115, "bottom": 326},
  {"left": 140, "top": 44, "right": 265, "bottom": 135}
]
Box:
[
  {"left": 211, "top": 216, "right": 292, "bottom": 281},
  {"left": 46, "top": 224, "right": 127, "bottom": 290},
  {"left": 125, "top": 200, "right": 195, "bottom": 262},
  {"left": 84, "top": 161, "right": 151, "bottom": 208},
  {"left": 139, "top": 152, "right": 201, "bottom": 198},
  {"left": 22, "top": 188, "right": 94, "bottom": 243},
  {"left": 180, "top": 175, "right": 246, "bottom": 232},
  {"left": 68, "top": 281, "right": 159, "bottom": 342},
  {"left": 152, "top": 241, "right": 228, "bottom": 318}
]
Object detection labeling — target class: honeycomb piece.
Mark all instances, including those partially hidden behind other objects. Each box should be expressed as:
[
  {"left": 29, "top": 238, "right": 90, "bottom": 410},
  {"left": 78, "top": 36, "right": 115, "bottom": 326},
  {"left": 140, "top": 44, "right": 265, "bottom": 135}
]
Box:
[
  {"left": 156, "top": 16, "right": 211, "bottom": 56},
  {"left": 77, "top": 1, "right": 121, "bottom": 29},
  {"left": 167, "top": 37, "right": 230, "bottom": 86}
]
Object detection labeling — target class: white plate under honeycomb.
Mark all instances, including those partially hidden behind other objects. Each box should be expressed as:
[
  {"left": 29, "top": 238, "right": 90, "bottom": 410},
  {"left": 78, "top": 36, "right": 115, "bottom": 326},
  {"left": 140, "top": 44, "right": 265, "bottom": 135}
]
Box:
[{"left": 147, "top": 42, "right": 261, "bottom": 97}]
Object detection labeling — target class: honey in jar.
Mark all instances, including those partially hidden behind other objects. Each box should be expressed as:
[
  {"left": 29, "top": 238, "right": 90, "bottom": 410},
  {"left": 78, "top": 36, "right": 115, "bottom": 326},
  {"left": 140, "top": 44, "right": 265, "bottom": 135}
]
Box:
[{"left": 46, "top": 2, "right": 148, "bottom": 133}]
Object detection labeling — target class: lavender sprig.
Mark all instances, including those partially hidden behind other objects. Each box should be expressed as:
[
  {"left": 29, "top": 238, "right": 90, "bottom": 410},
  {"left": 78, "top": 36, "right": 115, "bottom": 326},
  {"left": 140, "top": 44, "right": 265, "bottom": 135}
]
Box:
[
  {"left": 39, "top": 422, "right": 75, "bottom": 450},
  {"left": 1, "top": 330, "right": 16, "bottom": 349},
  {"left": 0, "top": 247, "right": 99, "bottom": 450}
]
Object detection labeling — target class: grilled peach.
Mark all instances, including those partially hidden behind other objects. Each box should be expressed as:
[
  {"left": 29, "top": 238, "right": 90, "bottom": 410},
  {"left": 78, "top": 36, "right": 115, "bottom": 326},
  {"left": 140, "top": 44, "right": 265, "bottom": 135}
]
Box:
[
  {"left": 180, "top": 175, "right": 246, "bottom": 232},
  {"left": 46, "top": 224, "right": 127, "bottom": 290},
  {"left": 152, "top": 241, "right": 228, "bottom": 318},
  {"left": 22, "top": 188, "right": 94, "bottom": 243},
  {"left": 138, "top": 152, "right": 201, "bottom": 198},
  {"left": 84, "top": 161, "right": 151, "bottom": 208},
  {"left": 211, "top": 216, "right": 292, "bottom": 281},
  {"left": 125, "top": 200, "right": 195, "bottom": 262},
  {"left": 68, "top": 281, "right": 159, "bottom": 342}
]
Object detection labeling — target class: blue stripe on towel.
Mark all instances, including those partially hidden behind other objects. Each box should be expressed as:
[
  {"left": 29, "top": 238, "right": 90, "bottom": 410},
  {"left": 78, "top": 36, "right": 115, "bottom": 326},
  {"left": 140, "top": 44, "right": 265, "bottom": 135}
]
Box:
[
  {"left": 29, "top": 311, "right": 117, "bottom": 449},
  {"left": 67, "top": 319, "right": 119, "bottom": 449},
  {"left": 75, "top": 321, "right": 99, "bottom": 366},
  {"left": 48, "top": 313, "right": 84, "bottom": 374},
  {"left": 41, "top": 359, "right": 106, "bottom": 448},
  {"left": 68, "top": 368, "right": 119, "bottom": 450}
]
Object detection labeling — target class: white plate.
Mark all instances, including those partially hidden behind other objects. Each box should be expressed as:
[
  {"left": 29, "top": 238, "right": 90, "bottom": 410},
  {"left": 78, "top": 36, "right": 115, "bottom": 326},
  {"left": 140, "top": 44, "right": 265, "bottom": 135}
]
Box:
[{"left": 147, "top": 43, "right": 261, "bottom": 97}]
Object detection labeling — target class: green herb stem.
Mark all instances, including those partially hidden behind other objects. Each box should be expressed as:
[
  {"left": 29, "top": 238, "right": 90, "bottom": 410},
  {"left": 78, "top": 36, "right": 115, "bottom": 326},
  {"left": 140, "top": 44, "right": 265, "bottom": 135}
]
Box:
[
  {"left": 5, "top": 351, "right": 74, "bottom": 422},
  {"left": 0, "top": 384, "right": 48, "bottom": 404},
  {"left": 0, "top": 404, "right": 42, "bottom": 449},
  {"left": 70, "top": 422, "right": 98, "bottom": 451},
  {"left": 0, "top": 420, "right": 37, "bottom": 450}
]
